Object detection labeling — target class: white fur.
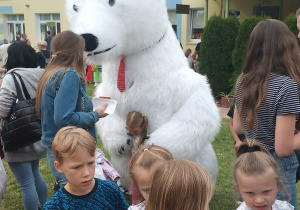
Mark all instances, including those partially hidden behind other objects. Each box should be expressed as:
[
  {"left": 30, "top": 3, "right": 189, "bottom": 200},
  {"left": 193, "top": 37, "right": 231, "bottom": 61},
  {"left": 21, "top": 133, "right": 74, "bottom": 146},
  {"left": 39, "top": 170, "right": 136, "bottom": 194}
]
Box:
[{"left": 66, "top": 0, "right": 221, "bottom": 188}]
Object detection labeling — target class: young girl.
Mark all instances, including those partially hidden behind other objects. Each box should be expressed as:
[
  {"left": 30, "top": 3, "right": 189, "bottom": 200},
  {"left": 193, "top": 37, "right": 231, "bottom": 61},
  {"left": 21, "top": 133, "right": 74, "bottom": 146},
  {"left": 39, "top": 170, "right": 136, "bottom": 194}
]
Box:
[
  {"left": 128, "top": 144, "right": 173, "bottom": 209},
  {"left": 126, "top": 111, "right": 149, "bottom": 154},
  {"left": 145, "top": 159, "right": 214, "bottom": 210},
  {"left": 125, "top": 111, "right": 149, "bottom": 204},
  {"left": 35, "top": 31, "right": 108, "bottom": 188},
  {"left": 233, "top": 19, "right": 300, "bottom": 208},
  {"left": 234, "top": 140, "right": 294, "bottom": 210}
]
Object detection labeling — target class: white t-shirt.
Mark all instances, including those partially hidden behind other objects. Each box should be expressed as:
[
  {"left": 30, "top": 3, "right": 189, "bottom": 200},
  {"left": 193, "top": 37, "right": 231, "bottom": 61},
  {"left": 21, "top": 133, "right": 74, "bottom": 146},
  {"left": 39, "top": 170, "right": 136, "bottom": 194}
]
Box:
[
  {"left": 237, "top": 200, "right": 294, "bottom": 210},
  {"left": 128, "top": 201, "right": 146, "bottom": 210}
]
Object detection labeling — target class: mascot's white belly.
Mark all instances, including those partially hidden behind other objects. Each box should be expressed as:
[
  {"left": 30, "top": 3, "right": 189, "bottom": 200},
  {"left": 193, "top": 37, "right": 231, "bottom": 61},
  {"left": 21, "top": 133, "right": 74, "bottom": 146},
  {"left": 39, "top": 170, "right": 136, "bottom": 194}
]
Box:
[{"left": 66, "top": 0, "right": 221, "bottom": 188}]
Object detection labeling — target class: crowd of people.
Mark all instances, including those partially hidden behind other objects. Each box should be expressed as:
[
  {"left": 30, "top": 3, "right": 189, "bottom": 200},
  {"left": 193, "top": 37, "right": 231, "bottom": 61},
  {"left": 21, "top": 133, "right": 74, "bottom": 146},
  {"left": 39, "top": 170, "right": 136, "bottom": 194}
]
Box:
[{"left": 0, "top": 8, "right": 299, "bottom": 210}]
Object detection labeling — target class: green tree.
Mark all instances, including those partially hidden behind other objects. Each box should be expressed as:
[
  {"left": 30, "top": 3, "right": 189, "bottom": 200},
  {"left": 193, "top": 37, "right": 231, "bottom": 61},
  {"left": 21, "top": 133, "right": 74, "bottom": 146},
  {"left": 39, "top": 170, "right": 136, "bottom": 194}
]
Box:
[
  {"left": 284, "top": 13, "right": 300, "bottom": 47},
  {"left": 231, "top": 16, "right": 268, "bottom": 89},
  {"left": 199, "top": 15, "right": 239, "bottom": 97}
]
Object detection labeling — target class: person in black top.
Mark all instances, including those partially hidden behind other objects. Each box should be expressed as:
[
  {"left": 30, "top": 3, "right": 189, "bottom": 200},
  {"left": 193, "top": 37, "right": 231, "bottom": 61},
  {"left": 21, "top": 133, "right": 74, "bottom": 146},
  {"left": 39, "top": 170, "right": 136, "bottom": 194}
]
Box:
[
  {"left": 44, "top": 31, "right": 52, "bottom": 51},
  {"left": 36, "top": 41, "right": 51, "bottom": 69}
]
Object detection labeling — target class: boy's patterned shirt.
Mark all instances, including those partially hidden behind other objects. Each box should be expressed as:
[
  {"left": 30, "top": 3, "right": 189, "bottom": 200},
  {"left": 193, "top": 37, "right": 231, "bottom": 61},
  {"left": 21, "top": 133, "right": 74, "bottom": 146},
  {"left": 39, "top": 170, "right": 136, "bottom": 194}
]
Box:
[{"left": 43, "top": 178, "right": 129, "bottom": 210}]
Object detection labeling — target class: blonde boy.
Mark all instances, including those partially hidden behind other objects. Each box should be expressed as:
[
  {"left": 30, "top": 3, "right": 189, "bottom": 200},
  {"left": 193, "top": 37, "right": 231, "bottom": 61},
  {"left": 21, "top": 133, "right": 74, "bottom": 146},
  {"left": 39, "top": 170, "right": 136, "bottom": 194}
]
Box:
[{"left": 43, "top": 126, "right": 128, "bottom": 210}]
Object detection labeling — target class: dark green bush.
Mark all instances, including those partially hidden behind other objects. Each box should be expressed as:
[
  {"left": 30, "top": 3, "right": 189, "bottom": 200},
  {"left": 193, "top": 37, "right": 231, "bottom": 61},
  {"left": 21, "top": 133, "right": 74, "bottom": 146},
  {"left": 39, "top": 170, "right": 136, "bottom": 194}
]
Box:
[
  {"left": 230, "top": 16, "right": 268, "bottom": 89},
  {"left": 199, "top": 15, "right": 239, "bottom": 97},
  {"left": 284, "top": 13, "right": 300, "bottom": 47}
]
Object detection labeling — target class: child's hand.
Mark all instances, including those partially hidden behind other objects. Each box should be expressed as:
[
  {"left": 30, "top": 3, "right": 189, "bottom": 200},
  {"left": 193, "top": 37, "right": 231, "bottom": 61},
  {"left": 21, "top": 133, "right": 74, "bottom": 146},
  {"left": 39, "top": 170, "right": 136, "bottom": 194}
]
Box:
[
  {"left": 95, "top": 103, "right": 109, "bottom": 118},
  {"left": 234, "top": 140, "right": 243, "bottom": 152}
]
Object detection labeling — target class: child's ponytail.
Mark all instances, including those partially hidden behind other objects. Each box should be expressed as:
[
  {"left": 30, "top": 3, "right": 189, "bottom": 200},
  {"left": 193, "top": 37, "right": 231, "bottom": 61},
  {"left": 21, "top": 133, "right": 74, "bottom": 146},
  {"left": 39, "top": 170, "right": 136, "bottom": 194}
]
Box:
[
  {"left": 236, "top": 139, "right": 263, "bottom": 158},
  {"left": 136, "top": 115, "right": 149, "bottom": 148}
]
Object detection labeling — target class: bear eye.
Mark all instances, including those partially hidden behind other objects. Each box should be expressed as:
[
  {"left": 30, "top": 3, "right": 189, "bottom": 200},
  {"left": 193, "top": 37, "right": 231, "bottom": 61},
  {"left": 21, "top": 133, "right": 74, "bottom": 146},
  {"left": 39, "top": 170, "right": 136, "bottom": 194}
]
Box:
[
  {"left": 109, "top": 0, "right": 115, "bottom": 6},
  {"left": 73, "top": 4, "right": 78, "bottom": 12}
]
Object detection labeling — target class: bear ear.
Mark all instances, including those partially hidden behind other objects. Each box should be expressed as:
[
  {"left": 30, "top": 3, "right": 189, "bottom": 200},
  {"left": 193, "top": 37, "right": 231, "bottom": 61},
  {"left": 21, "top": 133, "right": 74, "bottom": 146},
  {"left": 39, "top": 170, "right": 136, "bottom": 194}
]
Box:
[
  {"left": 73, "top": 4, "right": 78, "bottom": 12},
  {"left": 109, "top": 0, "right": 115, "bottom": 6}
]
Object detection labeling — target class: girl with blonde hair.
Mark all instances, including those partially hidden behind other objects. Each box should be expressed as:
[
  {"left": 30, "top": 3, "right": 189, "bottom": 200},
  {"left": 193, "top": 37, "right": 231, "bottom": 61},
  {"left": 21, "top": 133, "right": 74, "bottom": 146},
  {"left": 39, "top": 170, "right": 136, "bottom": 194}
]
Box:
[
  {"left": 128, "top": 144, "right": 173, "bottom": 209},
  {"left": 234, "top": 140, "right": 293, "bottom": 210},
  {"left": 145, "top": 159, "right": 214, "bottom": 210},
  {"left": 36, "top": 30, "right": 108, "bottom": 188}
]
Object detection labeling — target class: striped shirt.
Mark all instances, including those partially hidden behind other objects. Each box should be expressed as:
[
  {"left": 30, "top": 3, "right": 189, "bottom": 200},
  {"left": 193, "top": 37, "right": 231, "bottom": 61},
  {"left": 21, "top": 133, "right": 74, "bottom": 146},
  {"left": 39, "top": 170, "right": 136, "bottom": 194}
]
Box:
[{"left": 236, "top": 73, "right": 300, "bottom": 150}]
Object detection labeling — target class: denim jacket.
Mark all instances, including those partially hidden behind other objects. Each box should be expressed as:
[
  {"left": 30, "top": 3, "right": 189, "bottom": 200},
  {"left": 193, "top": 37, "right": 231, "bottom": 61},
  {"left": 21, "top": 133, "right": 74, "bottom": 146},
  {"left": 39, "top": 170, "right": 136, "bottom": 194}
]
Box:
[{"left": 41, "top": 69, "right": 99, "bottom": 146}]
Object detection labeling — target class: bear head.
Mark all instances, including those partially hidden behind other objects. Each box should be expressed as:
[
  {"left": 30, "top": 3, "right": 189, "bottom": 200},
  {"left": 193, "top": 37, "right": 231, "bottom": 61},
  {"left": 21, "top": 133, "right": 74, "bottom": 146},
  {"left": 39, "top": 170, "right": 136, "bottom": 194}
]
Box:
[{"left": 66, "top": 0, "right": 170, "bottom": 64}]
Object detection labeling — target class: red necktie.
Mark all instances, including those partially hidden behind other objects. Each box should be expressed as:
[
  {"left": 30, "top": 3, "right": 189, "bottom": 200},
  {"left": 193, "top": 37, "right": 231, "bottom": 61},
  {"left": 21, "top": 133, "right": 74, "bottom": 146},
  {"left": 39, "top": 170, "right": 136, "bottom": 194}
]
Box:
[{"left": 117, "top": 56, "right": 126, "bottom": 92}]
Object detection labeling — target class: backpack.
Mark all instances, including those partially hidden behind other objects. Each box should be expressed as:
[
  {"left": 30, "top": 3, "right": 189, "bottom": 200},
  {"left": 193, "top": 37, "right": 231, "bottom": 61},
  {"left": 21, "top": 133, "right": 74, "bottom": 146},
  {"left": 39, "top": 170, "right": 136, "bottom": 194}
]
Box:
[{"left": 40, "top": 51, "right": 51, "bottom": 67}]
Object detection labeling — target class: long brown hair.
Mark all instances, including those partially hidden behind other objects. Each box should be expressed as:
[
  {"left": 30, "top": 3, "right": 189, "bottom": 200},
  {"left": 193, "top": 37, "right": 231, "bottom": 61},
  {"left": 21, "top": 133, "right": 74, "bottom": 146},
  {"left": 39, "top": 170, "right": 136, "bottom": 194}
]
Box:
[
  {"left": 145, "top": 159, "right": 214, "bottom": 210},
  {"left": 36, "top": 31, "right": 85, "bottom": 119},
  {"left": 126, "top": 111, "right": 149, "bottom": 148},
  {"left": 235, "top": 19, "right": 300, "bottom": 130}
]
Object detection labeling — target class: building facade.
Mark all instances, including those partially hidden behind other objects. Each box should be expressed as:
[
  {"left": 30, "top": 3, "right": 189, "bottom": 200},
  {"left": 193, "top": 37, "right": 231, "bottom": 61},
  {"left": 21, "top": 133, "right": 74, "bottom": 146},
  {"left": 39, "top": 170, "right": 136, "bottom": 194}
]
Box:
[
  {"left": 180, "top": 0, "right": 300, "bottom": 51},
  {"left": 0, "top": 0, "right": 299, "bottom": 50},
  {"left": 0, "top": 0, "right": 69, "bottom": 46}
]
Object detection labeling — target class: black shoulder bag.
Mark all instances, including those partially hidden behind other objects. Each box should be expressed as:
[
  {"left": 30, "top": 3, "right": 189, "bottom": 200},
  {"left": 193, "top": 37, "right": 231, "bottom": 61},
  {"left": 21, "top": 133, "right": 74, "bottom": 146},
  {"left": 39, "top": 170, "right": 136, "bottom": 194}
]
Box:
[{"left": 1, "top": 72, "right": 41, "bottom": 152}]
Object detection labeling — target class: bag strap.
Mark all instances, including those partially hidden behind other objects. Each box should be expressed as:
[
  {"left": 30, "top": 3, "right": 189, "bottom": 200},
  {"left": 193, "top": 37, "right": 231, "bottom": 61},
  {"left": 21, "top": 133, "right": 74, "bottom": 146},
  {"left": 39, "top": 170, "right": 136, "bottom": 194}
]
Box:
[
  {"left": 13, "top": 72, "right": 31, "bottom": 100},
  {"left": 40, "top": 50, "right": 51, "bottom": 60},
  {"left": 55, "top": 69, "right": 68, "bottom": 95},
  {"left": 10, "top": 72, "right": 30, "bottom": 101},
  {"left": 40, "top": 51, "right": 46, "bottom": 60}
]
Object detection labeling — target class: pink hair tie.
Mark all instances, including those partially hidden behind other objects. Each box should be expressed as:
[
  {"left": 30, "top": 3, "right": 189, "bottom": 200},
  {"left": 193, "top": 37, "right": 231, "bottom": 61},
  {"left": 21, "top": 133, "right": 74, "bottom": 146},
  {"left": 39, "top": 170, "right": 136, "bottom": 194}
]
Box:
[{"left": 144, "top": 149, "right": 149, "bottom": 152}]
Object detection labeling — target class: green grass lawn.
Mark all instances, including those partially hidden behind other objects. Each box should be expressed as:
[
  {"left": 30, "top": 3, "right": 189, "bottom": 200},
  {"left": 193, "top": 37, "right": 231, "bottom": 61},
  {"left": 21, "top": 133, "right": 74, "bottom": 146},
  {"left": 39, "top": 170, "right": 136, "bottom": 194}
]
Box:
[{"left": 0, "top": 83, "right": 299, "bottom": 209}]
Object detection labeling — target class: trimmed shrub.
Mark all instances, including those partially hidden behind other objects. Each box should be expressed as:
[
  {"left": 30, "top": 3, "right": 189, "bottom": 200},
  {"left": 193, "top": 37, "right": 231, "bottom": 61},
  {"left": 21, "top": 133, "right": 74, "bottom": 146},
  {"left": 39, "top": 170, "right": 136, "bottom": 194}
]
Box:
[
  {"left": 284, "top": 13, "right": 300, "bottom": 47},
  {"left": 199, "top": 15, "right": 239, "bottom": 97},
  {"left": 231, "top": 16, "right": 268, "bottom": 89}
]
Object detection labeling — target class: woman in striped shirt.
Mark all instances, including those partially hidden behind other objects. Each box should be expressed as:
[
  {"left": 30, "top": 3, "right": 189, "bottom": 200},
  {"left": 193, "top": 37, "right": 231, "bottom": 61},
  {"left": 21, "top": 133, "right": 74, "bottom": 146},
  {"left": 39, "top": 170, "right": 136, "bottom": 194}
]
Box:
[{"left": 233, "top": 19, "right": 300, "bottom": 209}]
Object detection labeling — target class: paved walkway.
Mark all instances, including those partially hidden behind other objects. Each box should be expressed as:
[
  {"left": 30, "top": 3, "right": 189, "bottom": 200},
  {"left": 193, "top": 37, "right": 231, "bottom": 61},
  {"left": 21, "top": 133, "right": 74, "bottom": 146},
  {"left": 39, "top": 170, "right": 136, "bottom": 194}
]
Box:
[{"left": 219, "top": 107, "right": 230, "bottom": 119}]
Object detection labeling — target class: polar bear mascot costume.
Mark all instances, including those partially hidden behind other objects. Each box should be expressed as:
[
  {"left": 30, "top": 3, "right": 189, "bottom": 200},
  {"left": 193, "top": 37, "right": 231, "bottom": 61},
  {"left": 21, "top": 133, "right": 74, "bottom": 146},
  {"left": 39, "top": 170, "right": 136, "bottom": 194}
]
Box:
[{"left": 66, "top": 0, "right": 220, "bottom": 188}]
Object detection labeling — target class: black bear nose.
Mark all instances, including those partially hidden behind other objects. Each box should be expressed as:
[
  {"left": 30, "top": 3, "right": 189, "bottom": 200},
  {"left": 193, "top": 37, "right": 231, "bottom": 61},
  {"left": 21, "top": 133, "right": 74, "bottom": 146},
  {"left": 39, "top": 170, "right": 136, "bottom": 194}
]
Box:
[{"left": 81, "top": 33, "right": 99, "bottom": 52}]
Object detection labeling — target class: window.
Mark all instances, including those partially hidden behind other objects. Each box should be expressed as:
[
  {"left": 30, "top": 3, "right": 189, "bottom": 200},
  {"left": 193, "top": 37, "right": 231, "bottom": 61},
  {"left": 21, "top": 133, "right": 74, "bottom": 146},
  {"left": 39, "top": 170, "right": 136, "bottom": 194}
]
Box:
[
  {"left": 190, "top": 9, "right": 204, "bottom": 40},
  {"left": 40, "top": 14, "right": 51, "bottom": 21},
  {"left": 168, "top": 10, "right": 177, "bottom": 35},
  {"left": 253, "top": 6, "right": 279, "bottom": 19},
  {"left": 6, "top": 15, "right": 25, "bottom": 43},
  {"left": 39, "top": 14, "right": 61, "bottom": 41}
]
